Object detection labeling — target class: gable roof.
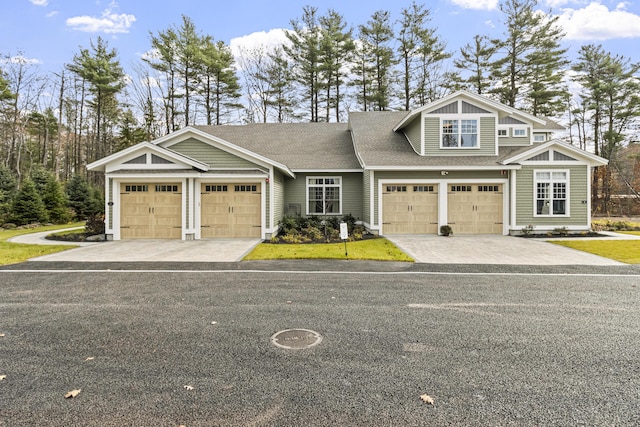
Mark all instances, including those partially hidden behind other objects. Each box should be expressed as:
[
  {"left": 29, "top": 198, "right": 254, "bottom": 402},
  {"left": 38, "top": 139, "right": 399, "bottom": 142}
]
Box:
[
  {"left": 393, "top": 90, "right": 547, "bottom": 132},
  {"left": 87, "top": 141, "right": 210, "bottom": 172},
  {"left": 193, "top": 123, "right": 361, "bottom": 171},
  {"left": 501, "top": 139, "right": 608, "bottom": 166},
  {"left": 349, "top": 111, "right": 525, "bottom": 169}
]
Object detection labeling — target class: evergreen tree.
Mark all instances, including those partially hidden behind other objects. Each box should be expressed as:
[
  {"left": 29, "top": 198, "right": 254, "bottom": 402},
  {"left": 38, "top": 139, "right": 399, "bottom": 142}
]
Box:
[
  {"left": 357, "top": 10, "right": 395, "bottom": 111},
  {"left": 0, "top": 165, "right": 17, "bottom": 223},
  {"left": 65, "top": 175, "right": 96, "bottom": 220},
  {"left": 199, "top": 39, "right": 242, "bottom": 125},
  {"left": 318, "top": 10, "right": 355, "bottom": 122},
  {"left": 491, "top": 0, "right": 568, "bottom": 115},
  {"left": 453, "top": 35, "right": 496, "bottom": 95},
  {"left": 284, "top": 6, "right": 322, "bottom": 121},
  {"left": 11, "top": 180, "right": 49, "bottom": 225},
  {"left": 145, "top": 26, "right": 179, "bottom": 132},
  {"left": 42, "top": 176, "right": 71, "bottom": 224},
  {"left": 396, "top": 2, "right": 451, "bottom": 108},
  {"left": 572, "top": 44, "right": 640, "bottom": 212},
  {"left": 66, "top": 37, "right": 125, "bottom": 162}
]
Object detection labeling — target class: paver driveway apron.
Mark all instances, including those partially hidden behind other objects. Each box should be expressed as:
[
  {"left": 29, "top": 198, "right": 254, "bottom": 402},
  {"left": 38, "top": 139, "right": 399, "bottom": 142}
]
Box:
[
  {"left": 385, "top": 234, "right": 624, "bottom": 265},
  {"left": 30, "top": 238, "right": 261, "bottom": 263}
]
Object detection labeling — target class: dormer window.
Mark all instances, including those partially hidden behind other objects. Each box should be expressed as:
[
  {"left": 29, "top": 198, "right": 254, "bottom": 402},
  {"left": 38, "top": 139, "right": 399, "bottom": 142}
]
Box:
[
  {"left": 513, "top": 128, "right": 527, "bottom": 137},
  {"left": 442, "top": 119, "right": 478, "bottom": 148}
]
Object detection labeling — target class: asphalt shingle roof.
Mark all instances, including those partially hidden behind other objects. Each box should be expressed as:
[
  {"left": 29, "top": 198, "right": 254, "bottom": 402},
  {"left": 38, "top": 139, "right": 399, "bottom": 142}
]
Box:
[
  {"left": 193, "top": 112, "right": 554, "bottom": 171},
  {"left": 194, "top": 123, "right": 361, "bottom": 170},
  {"left": 348, "top": 111, "right": 530, "bottom": 168}
]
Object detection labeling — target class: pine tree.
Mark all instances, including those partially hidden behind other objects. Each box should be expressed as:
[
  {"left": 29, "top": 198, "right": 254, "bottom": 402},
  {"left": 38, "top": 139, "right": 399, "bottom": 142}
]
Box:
[
  {"left": 199, "top": 39, "right": 242, "bottom": 125},
  {"left": 0, "top": 165, "right": 17, "bottom": 223},
  {"left": 357, "top": 10, "right": 395, "bottom": 111},
  {"left": 65, "top": 175, "right": 95, "bottom": 220},
  {"left": 454, "top": 35, "right": 496, "bottom": 95},
  {"left": 67, "top": 37, "right": 125, "bottom": 162},
  {"left": 491, "top": 0, "right": 568, "bottom": 115},
  {"left": 11, "top": 180, "right": 49, "bottom": 225},
  {"left": 42, "top": 177, "right": 71, "bottom": 224},
  {"left": 284, "top": 6, "right": 322, "bottom": 121},
  {"left": 318, "top": 10, "right": 355, "bottom": 122}
]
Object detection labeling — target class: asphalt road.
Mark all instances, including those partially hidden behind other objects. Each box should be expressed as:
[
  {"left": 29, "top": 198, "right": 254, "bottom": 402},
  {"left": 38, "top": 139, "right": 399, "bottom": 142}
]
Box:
[{"left": 1, "top": 261, "right": 639, "bottom": 426}]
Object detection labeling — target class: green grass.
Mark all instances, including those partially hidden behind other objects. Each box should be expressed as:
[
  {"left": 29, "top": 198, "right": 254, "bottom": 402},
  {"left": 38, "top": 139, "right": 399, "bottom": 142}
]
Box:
[
  {"left": 244, "top": 238, "right": 414, "bottom": 262},
  {"left": 0, "top": 222, "right": 84, "bottom": 266},
  {"left": 550, "top": 240, "right": 640, "bottom": 264}
]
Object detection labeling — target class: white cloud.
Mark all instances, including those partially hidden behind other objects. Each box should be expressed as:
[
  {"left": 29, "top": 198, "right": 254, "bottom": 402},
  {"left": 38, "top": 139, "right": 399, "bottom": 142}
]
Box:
[
  {"left": 556, "top": 1, "right": 640, "bottom": 40},
  {"left": 230, "top": 29, "right": 289, "bottom": 58},
  {"left": 46, "top": 11, "right": 58, "bottom": 18},
  {"left": 449, "top": 0, "right": 499, "bottom": 10},
  {"left": 0, "top": 55, "right": 42, "bottom": 65},
  {"left": 66, "top": 1, "right": 135, "bottom": 34},
  {"left": 29, "top": 0, "right": 49, "bottom": 6},
  {"left": 484, "top": 20, "right": 496, "bottom": 29}
]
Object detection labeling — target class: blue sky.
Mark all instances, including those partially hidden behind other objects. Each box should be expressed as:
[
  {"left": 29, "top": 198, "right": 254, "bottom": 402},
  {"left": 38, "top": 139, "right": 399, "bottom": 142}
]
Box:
[{"left": 2, "top": 0, "right": 640, "bottom": 73}]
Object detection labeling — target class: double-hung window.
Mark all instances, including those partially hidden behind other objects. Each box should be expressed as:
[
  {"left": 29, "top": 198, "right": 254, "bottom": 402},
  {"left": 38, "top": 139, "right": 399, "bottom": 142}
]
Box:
[
  {"left": 535, "top": 171, "right": 568, "bottom": 216},
  {"left": 307, "top": 177, "right": 341, "bottom": 215},
  {"left": 442, "top": 119, "right": 478, "bottom": 148}
]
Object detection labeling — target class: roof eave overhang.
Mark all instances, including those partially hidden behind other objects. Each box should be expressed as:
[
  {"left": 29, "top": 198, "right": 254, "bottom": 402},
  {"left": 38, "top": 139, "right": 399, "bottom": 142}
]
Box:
[{"left": 500, "top": 139, "right": 609, "bottom": 166}]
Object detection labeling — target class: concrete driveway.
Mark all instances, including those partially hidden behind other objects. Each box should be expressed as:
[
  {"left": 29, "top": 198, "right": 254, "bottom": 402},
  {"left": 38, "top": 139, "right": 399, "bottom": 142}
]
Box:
[
  {"left": 10, "top": 231, "right": 261, "bottom": 263},
  {"left": 385, "top": 234, "right": 626, "bottom": 265}
]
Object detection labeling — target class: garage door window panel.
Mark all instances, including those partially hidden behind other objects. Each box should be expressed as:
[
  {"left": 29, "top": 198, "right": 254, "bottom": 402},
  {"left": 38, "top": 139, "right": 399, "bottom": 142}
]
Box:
[{"left": 307, "top": 177, "right": 341, "bottom": 215}]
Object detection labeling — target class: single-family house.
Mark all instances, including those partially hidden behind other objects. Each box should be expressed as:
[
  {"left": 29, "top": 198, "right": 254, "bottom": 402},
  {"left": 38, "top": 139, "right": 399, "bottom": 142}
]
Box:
[{"left": 87, "top": 90, "right": 608, "bottom": 240}]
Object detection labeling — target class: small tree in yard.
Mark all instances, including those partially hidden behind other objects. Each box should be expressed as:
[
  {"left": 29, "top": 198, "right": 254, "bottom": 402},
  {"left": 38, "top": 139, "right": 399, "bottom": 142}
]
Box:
[
  {"left": 11, "top": 180, "right": 49, "bottom": 225},
  {"left": 43, "top": 178, "right": 71, "bottom": 224},
  {"left": 66, "top": 175, "right": 103, "bottom": 220},
  {"left": 0, "top": 165, "right": 18, "bottom": 223}
]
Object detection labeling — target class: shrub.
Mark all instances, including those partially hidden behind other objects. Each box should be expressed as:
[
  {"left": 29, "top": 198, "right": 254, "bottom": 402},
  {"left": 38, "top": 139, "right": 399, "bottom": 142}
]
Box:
[
  {"left": 11, "top": 180, "right": 49, "bottom": 226},
  {"left": 521, "top": 224, "right": 535, "bottom": 236},
  {"left": 440, "top": 225, "right": 453, "bottom": 236},
  {"left": 85, "top": 213, "right": 105, "bottom": 235}
]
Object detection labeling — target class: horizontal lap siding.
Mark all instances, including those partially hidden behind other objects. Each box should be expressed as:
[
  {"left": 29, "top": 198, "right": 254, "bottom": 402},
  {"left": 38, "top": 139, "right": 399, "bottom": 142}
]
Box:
[
  {"left": 283, "top": 173, "right": 363, "bottom": 220},
  {"left": 515, "top": 165, "right": 589, "bottom": 227},
  {"left": 170, "top": 138, "right": 266, "bottom": 170},
  {"left": 404, "top": 118, "right": 422, "bottom": 154},
  {"left": 363, "top": 170, "right": 371, "bottom": 225},
  {"left": 272, "top": 170, "right": 286, "bottom": 229},
  {"left": 424, "top": 116, "right": 496, "bottom": 156}
]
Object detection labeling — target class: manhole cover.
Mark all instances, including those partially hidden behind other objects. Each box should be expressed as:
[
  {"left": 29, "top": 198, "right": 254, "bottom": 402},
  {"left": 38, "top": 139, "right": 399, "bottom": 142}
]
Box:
[{"left": 270, "top": 329, "right": 322, "bottom": 349}]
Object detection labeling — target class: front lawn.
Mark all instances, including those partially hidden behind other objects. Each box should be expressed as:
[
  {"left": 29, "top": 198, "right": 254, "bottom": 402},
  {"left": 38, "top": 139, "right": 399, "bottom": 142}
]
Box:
[
  {"left": 550, "top": 240, "right": 640, "bottom": 264},
  {"left": 244, "top": 238, "right": 413, "bottom": 262},
  {"left": 0, "top": 223, "right": 84, "bottom": 266}
]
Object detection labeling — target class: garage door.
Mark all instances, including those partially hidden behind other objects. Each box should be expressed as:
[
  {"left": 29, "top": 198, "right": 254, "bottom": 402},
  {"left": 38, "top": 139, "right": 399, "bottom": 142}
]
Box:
[
  {"left": 201, "top": 183, "right": 261, "bottom": 238},
  {"left": 120, "top": 183, "right": 182, "bottom": 239},
  {"left": 382, "top": 184, "right": 438, "bottom": 234},
  {"left": 448, "top": 184, "right": 503, "bottom": 234}
]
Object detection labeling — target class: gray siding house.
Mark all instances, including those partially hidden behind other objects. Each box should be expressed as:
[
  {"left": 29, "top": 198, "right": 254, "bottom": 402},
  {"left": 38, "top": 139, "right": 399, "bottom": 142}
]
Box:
[{"left": 88, "top": 90, "right": 607, "bottom": 240}]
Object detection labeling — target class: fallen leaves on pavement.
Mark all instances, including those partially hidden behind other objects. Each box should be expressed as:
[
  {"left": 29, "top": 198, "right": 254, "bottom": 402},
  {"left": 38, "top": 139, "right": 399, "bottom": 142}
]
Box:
[
  {"left": 184, "top": 385, "right": 194, "bottom": 391},
  {"left": 420, "top": 393, "right": 434, "bottom": 405},
  {"left": 64, "top": 389, "right": 81, "bottom": 399},
  {"left": 0, "top": 375, "right": 6, "bottom": 382}
]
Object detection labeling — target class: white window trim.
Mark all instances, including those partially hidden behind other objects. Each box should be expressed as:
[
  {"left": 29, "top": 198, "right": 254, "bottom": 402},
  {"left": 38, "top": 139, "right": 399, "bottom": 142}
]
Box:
[
  {"left": 533, "top": 169, "right": 570, "bottom": 217},
  {"left": 498, "top": 128, "right": 508, "bottom": 137},
  {"left": 533, "top": 134, "right": 546, "bottom": 142},
  {"left": 513, "top": 127, "right": 528, "bottom": 138},
  {"left": 439, "top": 115, "right": 481, "bottom": 149},
  {"left": 306, "top": 176, "right": 343, "bottom": 215}
]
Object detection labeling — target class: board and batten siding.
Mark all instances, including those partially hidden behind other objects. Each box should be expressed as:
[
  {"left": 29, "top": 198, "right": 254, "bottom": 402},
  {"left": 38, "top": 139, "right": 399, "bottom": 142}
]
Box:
[
  {"left": 170, "top": 138, "right": 267, "bottom": 170},
  {"left": 423, "top": 116, "right": 497, "bottom": 156},
  {"left": 283, "top": 173, "right": 363, "bottom": 220},
  {"left": 515, "top": 164, "right": 589, "bottom": 227}
]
